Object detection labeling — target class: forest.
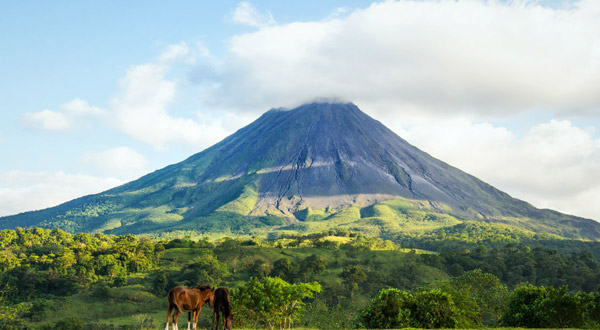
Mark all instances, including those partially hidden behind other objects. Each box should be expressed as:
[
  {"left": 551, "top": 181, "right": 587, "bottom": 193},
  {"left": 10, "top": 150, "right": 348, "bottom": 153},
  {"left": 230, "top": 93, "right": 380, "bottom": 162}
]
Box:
[{"left": 1, "top": 227, "right": 600, "bottom": 329}]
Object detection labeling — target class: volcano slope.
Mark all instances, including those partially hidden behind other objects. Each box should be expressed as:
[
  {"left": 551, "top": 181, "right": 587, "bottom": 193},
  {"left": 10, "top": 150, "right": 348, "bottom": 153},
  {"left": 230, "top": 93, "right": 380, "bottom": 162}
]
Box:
[{"left": 2, "top": 102, "right": 599, "bottom": 240}]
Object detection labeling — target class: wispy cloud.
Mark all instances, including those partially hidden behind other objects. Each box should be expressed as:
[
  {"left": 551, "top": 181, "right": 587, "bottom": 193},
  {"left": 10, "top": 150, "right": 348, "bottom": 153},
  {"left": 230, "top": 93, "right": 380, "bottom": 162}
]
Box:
[
  {"left": 232, "top": 2, "right": 276, "bottom": 28},
  {"left": 158, "top": 42, "right": 196, "bottom": 64},
  {"left": 23, "top": 98, "right": 105, "bottom": 131},
  {"left": 405, "top": 118, "right": 600, "bottom": 220},
  {"left": 80, "top": 146, "right": 148, "bottom": 179},
  {"left": 0, "top": 171, "right": 123, "bottom": 216},
  {"left": 62, "top": 98, "right": 106, "bottom": 116},
  {"left": 23, "top": 109, "right": 73, "bottom": 131},
  {"left": 110, "top": 49, "right": 233, "bottom": 150}
]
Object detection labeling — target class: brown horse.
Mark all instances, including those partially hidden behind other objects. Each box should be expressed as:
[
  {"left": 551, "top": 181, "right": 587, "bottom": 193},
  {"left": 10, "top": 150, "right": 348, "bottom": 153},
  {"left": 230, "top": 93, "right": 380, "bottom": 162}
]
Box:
[
  {"left": 212, "top": 287, "right": 233, "bottom": 330},
  {"left": 166, "top": 285, "right": 214, "bottom": 330}
]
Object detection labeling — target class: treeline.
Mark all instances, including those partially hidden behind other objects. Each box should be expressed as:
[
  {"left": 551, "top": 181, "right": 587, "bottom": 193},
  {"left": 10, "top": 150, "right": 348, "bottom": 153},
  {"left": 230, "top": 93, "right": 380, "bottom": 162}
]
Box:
[
  {"left": 272, "top": 230, "right": 600, "bottom": 293},
  {"left": 3, "top": 228, "right": 600, "bottom": 329},
  {"left": 274, "top": 228, "right": 398, "bottom": 250},
  {"left": 0, "top": 228, "right": 156, "bottom": 301},
  {"left": 354, "top": 269, "right": 600, "bottom": 329},
  {"left": 432, "top": 244, "right": 600, "bottom": 291},
  {"left": 399, "top": 221, "right": 600, "bottom": 257}
]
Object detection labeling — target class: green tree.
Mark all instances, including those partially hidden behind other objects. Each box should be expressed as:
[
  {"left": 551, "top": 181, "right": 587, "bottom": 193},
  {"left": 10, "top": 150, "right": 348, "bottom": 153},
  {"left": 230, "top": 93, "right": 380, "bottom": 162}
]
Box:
[
  {"left": 150, "top": 271, "right": 169, "bottom": 295},
  {"left": 353, "top": 288, "right": 411, "bottom": 329},
  {"left": 353, "top": 288, "right": 459, "bottom": 329},
  {"left": 92, "top": 284, "right": 111, "bottom": 300},
  {"left": 503, "top": 284, "right": 585, "bottom": 328},
  {"left": 248, "top": 259, "right": 272, "bottom": 278},
  {"left": 298, "top": 254, "right": 327, "bottom": 281},
  {"left": 432, "top": 269, "right": 508, "bottom": 327},
  {"left": 340, "top": 265, "right": 366, "bottom": 300},
  {"left": 233, "top": 277, "right": 321, "bottom": 329},
  {"left": 52, "top": 317, "right": 83, "bottom": 330},
  {"left": 272, "top": 257, "right": 295, "bottom": 282},
  {"left": 0, "top": 296, "right": 30, "bottom": 329},
  {"left": 410, "top": 289, "right": 458, "bottom": 329},
  {"left": 180, "top": 254, "right": 229, "bottom": 287}
]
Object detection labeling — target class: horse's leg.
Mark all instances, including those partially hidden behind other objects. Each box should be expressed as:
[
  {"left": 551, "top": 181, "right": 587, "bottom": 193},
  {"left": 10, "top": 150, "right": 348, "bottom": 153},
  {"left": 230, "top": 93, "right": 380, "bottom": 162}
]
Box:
[
  {"left": 166, "top": 305, "right": 172, "bottom": 330},
  {"left": 173, "top": 310, "right": 180, "bottom": 330},
  {"left": 187, "top": 312, "right": 191, "bottom": 330},
  {"left": 212, "top": 310, "right": 217, "bottom": 330},
  {"left": 192, "top": 309, "right": 199, "bottom": 330}
]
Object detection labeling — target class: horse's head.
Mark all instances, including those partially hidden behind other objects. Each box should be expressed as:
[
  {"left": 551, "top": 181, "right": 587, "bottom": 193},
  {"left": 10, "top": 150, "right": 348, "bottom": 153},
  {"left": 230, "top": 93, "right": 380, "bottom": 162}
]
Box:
[
  {"left": 224, "top": 312, "right": 233, "bottom": 330},
  {"left": 207, "top": 288, "right": 215, "bottom": 308},
  {"left": 197, "top": 284, "right": 215, "bottom": 307}
]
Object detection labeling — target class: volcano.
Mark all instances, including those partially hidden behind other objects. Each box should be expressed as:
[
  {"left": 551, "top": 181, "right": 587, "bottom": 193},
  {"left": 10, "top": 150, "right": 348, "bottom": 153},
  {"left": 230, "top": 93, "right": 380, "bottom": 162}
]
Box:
[{"left": 2, "top": 102, "right": 599, "bottom": 239}]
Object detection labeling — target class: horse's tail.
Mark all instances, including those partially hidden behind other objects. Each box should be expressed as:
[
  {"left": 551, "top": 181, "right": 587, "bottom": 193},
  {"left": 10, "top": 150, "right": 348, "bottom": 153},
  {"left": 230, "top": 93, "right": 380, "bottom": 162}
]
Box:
[{"left": 168, "top": 288, "right": 184, "bottom": 313}]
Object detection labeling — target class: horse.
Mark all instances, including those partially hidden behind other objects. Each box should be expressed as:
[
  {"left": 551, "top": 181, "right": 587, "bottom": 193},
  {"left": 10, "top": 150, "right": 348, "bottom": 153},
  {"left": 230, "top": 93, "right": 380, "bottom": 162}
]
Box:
[
  {"left": 212, "top": 287, "right": 233, "bottom": 330},
  {"left": 166, "top": 285, "right": 215, "bottom": 330}
]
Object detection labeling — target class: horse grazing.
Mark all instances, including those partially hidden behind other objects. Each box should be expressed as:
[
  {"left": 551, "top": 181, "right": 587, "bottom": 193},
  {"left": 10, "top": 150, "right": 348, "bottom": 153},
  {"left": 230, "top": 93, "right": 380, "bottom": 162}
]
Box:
[
  {"left": 166, "top": 285, "right": 215, "bottom": 330},
  {"left": 212, "top": 287, "right": 233, "bottom": 330}
]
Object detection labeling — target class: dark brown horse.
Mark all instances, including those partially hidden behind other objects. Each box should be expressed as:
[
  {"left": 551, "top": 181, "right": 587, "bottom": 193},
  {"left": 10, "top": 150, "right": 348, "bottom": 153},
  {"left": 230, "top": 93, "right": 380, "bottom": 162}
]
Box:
[
  {"left": 166, "top": 285, "right": 214, "bottom": 330},
  {"left": 212, "top": 287, "right": 233, "bottom": 330}
]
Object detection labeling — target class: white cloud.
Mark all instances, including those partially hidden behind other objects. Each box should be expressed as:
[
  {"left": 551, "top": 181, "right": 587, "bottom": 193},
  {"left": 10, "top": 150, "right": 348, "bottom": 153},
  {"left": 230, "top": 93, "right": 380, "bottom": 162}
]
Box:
[
  {"left": 110, "top": 61, "right": 232, "bottom": 150},
  {"left": 28, "top": 43, "right": 240, "bottom": 150},
  {"left": 158, "top": 42, "right": 196, "bottom": 64},
  {"left": 19, "top": 0, "right": 600, "bottom": 223},
  {"left": 232, "top": 2, "right": 276, "bottom": 28},
  {"left": 62, "top": 97, "right": 106, "bottom": 116},
  {"left": 0, "top": 171, "right": 123, "bottom": 217},
  {"left": 404, "top": 118, "right": 600, "bottom": 220},
  {"left": 208, "top": 0, "right": 600, "bottom": 117},
  {"left": 23, "top": 98, "right": 105, "bottom": 132},
  {"left": 23, "top": 109, "right": 73, "bottom": 131},
  {"left": 80, "top": 146, "right": 148, "bottom": 179}
]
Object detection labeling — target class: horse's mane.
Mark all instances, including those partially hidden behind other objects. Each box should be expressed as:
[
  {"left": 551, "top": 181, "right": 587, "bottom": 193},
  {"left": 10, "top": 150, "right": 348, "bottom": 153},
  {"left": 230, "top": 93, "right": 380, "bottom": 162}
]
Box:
[
  {"left": 223, "top": 300, "right": 232, "bottom": 316},
  {"left": 218, "top": 287, "right": 233, "bottom": 316},
  {"left": 195, "top": 284, "right": 213, "bottom": 291}
]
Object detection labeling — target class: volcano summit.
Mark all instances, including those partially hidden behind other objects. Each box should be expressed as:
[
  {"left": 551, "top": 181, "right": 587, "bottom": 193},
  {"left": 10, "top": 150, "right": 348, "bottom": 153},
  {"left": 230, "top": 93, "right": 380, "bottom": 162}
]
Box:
[{"left": 2, "top": 102, "right": 599, "bottom": 239}]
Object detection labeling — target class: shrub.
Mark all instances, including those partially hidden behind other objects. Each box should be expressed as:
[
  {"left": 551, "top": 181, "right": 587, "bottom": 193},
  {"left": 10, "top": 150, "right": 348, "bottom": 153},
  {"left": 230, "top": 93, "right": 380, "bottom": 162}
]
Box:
[{"left": 353, "top": 287, "right": 459, "bottom": 329}]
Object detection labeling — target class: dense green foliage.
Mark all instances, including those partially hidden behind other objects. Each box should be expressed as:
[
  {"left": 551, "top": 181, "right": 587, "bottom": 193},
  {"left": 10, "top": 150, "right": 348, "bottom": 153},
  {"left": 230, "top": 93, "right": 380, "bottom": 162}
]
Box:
[
  {"left": 353, "top": 287, "right": 459, "bottom": 329},
  {"left": 400, "top": 221, "right": 600, "bottom": 256},
  {"left": 428, "top": 269, "right": 509, "bottom": 327},
  {"left": 233, "top": 277, "right": 321, "bottom": 329},
  {"left": 0, "top": 228, "right": 155, "bottom": 301},
  {"left": 502, "top": 284, "right": 600, "bottom": 328},
  {"left": 2, "top": 228, "right": 600, "bottom": 329},
  {"left": 433, "top": 244, "right": 600, "bottom": 291},
  {"left": 354, "top": 282, "right": 600, "bottom": 329}
]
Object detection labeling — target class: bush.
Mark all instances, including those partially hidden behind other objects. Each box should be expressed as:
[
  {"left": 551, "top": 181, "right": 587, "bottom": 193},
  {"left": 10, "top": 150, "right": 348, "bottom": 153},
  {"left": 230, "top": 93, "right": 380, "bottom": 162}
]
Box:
[
  {"left": 503, "top": 284, "right": 585, "bottom": 328},
  {"left": 92, "top": 284, "right": 111, "bottom": 299},
  {"left": 353, "top": 287, "right": 459, "bottom": 329},
  {"left": 53, "top": 317, "right": 84, "bottom": 330}
]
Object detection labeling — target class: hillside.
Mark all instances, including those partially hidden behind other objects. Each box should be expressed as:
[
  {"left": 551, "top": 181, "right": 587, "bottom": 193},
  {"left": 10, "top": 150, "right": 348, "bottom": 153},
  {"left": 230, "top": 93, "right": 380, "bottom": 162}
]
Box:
[
  {"left": 2, "top": 228, "right": 600, "bottom": 328},
  {"left": 1, "top": 102, "right": 599, "bottom": 240}
]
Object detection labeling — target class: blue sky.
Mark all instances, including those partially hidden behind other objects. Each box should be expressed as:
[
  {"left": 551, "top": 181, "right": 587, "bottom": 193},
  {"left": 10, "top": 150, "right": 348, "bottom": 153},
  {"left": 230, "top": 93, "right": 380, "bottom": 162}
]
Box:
[{"left": 1, "top": 0, "right": 599, "bottom": 220}]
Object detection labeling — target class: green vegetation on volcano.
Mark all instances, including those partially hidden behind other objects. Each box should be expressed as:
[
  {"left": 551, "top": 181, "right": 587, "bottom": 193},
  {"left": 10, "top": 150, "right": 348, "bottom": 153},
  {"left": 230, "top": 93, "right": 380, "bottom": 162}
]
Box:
[{"left": 2, "top": 102, "right": 599, "bottom": 242}]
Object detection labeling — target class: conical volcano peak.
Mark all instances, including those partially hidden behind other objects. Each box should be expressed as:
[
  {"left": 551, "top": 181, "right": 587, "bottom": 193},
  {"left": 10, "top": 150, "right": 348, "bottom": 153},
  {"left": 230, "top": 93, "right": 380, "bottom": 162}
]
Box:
[
  {"left": 294, "top": 100, "right": 358, "bottom": 111},
  {"left": 2, "top": 102, "right": 599, "bottom": 240},
  {"left": 268, "top": 101, "right": 362, "bottom": 118},
  {"left": 250, "top": 101, "right": 385, "bottom": 146}
]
